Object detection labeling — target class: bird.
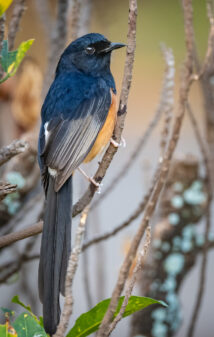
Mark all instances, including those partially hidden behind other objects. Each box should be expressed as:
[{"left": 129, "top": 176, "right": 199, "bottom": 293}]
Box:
[{"left": 38, "top": 33, "right": 125, "bottom": 335}]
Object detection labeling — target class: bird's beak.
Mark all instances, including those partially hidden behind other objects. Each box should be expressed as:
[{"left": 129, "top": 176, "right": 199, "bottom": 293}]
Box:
[{"left": 99, "top": 42, "right": 126, "bottom": 54}]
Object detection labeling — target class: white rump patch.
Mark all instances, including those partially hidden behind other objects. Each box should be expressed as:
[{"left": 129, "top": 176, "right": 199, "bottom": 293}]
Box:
[{"left": 48, "top": 167, "right": 57, "bottom": 177}]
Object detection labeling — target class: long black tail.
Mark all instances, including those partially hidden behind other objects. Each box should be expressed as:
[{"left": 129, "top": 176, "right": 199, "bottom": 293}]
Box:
[{"left": 38, "top": 176, "right": 72, "bottom": 336}]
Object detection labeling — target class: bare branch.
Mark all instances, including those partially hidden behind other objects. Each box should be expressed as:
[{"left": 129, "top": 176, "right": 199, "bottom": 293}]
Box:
[
  {"left": 34, "top": 0, "right": 53, "bottom": 41},
  {"left": 0, "top": 182, "right": 17, "bottom": 201},
  {"left": 54, "top": 207, "right": 89, "bottom": 337},
  {"left": 68, "top": 0, "right": 92, "bottom": 41},
  {"left": 160, "top": 44, "right": 175, "bottom": 154},
  {"left": 0, "top": 221, "right": 42, "bottom": 249},
  {"left": 83, "top": 167, "right": 158, "bottom": 251},
  {"left": 0, "top": 140, "right": 29, "bottom": 167},
  {"left": 42, "top": 0, "right": 69, "bottom": 97},
  {"left": 108, "top": 226, "right": 151, "bottom": 335},
  {"left": 8, "top": 0, "right": 26, "bottom": 50},
  {"left": 68, "top": 0, "right": 82, "bottom": 41},
  {"left": 200, "top": 1, "right": 214, "bottom": 75},
  {"left": 0, "top": 253, "right": 39, "bottom": 284}
]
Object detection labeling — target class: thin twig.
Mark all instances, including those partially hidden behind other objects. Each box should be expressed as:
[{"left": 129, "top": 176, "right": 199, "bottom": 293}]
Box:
[
  {"left": 83, "top": 167, "right": 158, "bottom": 251},
  {"left": 42, "top": 0, "right": 69, "bottom": 97},
  {"left": 200, "top": 2, "right": 214, "bottom": 75},
  {"left": 97, "top": 0, "right": 194, "bottom": 335},
  {"left": 0, "top": 254, "right": 39, "bottom": 284},
  {"left": 108, "top": 226, "right": 151, "bottom": 335},
  {"left": 0, "top": 140, "right": 28, "bottom": 167},
  {"left": 0, "top": 182, "right": 17, "bottom": 201},
  {"left": 0, "top": 140, "right": 28, "bottom": 166},
  {"left": 160, "top": 44, "right": 175, "bottom": 155},
  {"left": 8, "top": 0, "right": 26, "bottom": 50},
  {"left": 0, "top": 221, "right": 43, "bottom": 249},
  {"left": 68, "top": 0, "right": 82, "bottom": 41},
  {"left": 0, "top": 191, "right": 43, "bottom": 236},
  {"left": 53, "top": 207, "right": 89, "bottom": 337},
  {"left": 34, "top": 0, "right": 53, "bottom": 42},
  {"left": 186, "top": 103, "right": 213, "bottom": 337}
]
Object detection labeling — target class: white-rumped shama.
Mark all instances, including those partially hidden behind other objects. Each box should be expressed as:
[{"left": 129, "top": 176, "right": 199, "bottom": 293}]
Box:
[{"left": 38, "top": 33, "right": 125, "bottom": 335}]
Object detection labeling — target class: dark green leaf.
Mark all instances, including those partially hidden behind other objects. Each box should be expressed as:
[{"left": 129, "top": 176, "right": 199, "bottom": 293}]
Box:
[
  {"left": 66, "top": 296, "right": 167, "bottom": 337},
  {"left": 0, "top": 40, "right": 17, "bottom": 72},
  {"left": 13, "top": 313, "right": 47, "bottom": 337}
]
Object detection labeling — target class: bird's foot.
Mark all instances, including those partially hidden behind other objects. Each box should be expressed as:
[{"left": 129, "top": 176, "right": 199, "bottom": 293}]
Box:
[
  {"left": 110, "top": 137, "right": 126, "bottom": 148},
  {"left": 78, "top": 167, "right": 103, "bottom": 193},
  {"left": 89, "top": 177, "right": 103, "bottom": 194}
]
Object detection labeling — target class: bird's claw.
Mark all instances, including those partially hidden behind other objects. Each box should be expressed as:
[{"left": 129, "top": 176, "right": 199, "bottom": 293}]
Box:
[
  {"left": 110, "top": 137, "right": 126, "bottom": 148},
  {"left": 89, "top": 177, "right": 103, "bottom": 194}
]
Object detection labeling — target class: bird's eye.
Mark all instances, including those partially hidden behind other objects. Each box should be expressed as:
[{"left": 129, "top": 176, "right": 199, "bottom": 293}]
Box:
[{"left": 85, "top": 46, "right": 95, "bottom": 55}]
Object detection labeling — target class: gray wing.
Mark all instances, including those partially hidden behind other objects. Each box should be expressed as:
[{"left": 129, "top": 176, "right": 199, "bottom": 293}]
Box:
[{"left": 41, "top": 91, "right": 111, "bottom": 191}]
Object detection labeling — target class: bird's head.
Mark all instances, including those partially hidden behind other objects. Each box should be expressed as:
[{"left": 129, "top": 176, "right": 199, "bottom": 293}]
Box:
[{"left": 56, "top": 33, "right": 126, "bottom": 76}]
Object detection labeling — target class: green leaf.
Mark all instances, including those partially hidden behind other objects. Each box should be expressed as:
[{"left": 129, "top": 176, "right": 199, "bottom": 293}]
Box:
[
  {"left": 0, "top": 0, "right": 13, "bottom": 16},
  {"left": 0, "top": 323, "right": 17, "bottom": 336},
  {"left": 10, "top": 39, "right": 34, "bottom": 76},
  {"left": 11, "top": 296, "right": 39, "bottom": 324},
  {"left": 66, "top": 296, "right": 167, "bottom": 337},
  {"left": 0, "top": 324, "right": 6, "bottom": 336},
  {"left": 0, "top": 39, "right": 34, "bottom": 83},
  {"left": 13, "top": 313, "right": 47, "bottom": 337},
  {"left": 0, "top": 40, "right": 17, "bottom": 72}
]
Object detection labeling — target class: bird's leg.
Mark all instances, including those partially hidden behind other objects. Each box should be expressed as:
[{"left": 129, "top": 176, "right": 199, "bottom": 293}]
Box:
[
  {"left": 78, "top": 167, "right": 103, "bottom": 193},
  {"left": 110, "top": 136, "right": 126, "bottom": 148}
]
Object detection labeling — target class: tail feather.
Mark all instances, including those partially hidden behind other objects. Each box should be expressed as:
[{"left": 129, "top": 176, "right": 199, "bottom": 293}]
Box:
[{"left": 39, "top": 176, "right": 72, "bottom": 335}]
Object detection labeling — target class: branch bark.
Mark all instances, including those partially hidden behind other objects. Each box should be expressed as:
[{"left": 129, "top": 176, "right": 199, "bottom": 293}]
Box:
[
  {"left": 0, "top": 140, "right": 28, "bottom": 167},
  {"left": 8, "top": 0, "right": 26, "bottom": 50}
]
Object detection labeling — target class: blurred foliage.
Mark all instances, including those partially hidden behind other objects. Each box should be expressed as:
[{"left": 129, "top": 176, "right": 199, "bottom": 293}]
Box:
[
  {"left": 0, "top": 39, "right": 34, "bottom": 84},
  {"left": 0, "top": 0, "right": 13, "bottom": 16}
]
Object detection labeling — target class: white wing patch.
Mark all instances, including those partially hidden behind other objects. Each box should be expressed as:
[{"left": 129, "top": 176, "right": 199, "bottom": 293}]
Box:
[{"left": 44, "top": 122, "right": 50, "bottom": 143}]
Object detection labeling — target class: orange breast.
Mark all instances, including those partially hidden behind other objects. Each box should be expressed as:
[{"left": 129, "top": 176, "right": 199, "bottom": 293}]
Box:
[{"left": 84, "top": 91, "right": 117, "bottom": 163}]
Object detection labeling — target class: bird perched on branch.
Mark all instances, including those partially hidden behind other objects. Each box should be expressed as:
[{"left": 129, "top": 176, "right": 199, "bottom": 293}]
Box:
[{"left": 38, "top": 33, "right": 125, "bottom": 335}]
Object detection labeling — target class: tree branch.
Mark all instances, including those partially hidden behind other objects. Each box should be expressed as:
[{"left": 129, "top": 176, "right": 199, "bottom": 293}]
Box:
[
  {"left": 0, "top": 221, "right": 42, "bottom": 249},
  {"left": 0, "top": 182, "right": 17, "bottom": 201},
  {"left": 8, "top": 0, "right": 26, "bottom": 50},
  {"left": 0, "top": 140, "right": 28, "bottom": 167}
]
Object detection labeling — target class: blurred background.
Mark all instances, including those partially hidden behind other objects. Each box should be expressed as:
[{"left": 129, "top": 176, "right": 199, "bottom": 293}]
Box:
[{"left": 0, "top": 0, "right": 213, "bottom": 336}]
